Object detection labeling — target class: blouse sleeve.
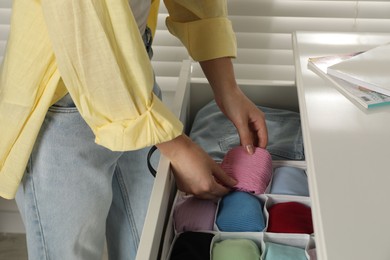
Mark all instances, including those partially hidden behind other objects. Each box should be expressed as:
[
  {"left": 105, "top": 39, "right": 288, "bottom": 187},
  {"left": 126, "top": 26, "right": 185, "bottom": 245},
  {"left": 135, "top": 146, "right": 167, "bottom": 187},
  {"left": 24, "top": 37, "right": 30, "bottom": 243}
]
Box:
[
  {"left": 40, "top": 0, "right": 183, "bottom": 151},
  {"left": 163, "top": 0, "right": 237, "bottom": 61}
]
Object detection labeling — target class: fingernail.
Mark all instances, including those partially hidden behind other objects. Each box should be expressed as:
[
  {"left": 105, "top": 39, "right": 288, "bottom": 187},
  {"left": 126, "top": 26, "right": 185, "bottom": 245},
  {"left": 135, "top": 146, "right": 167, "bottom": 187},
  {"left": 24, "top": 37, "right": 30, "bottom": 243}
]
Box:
[{"left": 245, "top": 144, "right": 254, "bottom": 155}]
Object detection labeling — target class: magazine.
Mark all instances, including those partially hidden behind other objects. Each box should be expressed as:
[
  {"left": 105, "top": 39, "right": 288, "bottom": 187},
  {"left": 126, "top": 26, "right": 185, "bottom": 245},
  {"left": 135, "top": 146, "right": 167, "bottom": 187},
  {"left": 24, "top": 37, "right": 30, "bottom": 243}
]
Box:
[
  {"left": 307, "top": 52, "right": 390, "bottom": 109},
  {"left": 327, "top": 43, "right": 390, "bottom": 97}
]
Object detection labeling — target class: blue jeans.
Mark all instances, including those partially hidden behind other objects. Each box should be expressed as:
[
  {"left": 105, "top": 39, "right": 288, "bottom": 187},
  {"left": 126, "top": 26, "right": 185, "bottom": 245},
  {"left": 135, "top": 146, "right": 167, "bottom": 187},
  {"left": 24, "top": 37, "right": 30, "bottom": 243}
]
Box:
[
  {"left": 15, "top": 28, "right": 159, "bottom": 260},
  {"left": 189, "top": 100, "right": 304, "bottom": 162}
]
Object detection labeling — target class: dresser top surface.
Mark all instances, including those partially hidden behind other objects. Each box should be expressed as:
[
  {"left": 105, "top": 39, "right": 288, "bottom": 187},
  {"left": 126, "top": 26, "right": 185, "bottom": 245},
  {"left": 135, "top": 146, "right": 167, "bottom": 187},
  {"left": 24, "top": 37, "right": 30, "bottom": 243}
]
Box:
[{"left": 293, "top": 31, "right": 390, "bottom": 260}]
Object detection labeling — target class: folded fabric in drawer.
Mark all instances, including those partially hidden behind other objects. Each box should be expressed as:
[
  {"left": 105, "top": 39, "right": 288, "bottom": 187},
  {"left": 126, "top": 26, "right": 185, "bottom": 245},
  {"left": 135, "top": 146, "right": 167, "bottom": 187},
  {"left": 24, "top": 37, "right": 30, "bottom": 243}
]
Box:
[
  {"left": 216, "top": 191, "right": 266, "bottom": 232},
  {"left": 173, "top": 195, "right": 217, "bottom": 233},
  {"left": 263, "top": 242, "right": 307, "bottom": 260},
  {"left": 221, "top": 146, "right": 273, "bottom": 194},
  {"left": 190, "top": 100, "right": 304, "bottom": 161},
  {"left": 266, "top": 201, "right": 313, "bottom": 234},
  {"left": 269, "top": 166, "right": 309, "bottom": 196},
  {"left": 169, "top": 231, "right": 214, "bottom": 260},
  {"left": 212, "top": 238, "right": 261, "bottom": 260}
]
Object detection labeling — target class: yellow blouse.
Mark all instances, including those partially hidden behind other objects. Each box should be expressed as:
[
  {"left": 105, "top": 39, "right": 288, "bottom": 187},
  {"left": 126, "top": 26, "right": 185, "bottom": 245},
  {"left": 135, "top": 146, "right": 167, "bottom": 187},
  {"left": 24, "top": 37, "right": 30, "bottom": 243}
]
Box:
[{"left": 0, "top": 0, "right": 236, "bottom": 199}]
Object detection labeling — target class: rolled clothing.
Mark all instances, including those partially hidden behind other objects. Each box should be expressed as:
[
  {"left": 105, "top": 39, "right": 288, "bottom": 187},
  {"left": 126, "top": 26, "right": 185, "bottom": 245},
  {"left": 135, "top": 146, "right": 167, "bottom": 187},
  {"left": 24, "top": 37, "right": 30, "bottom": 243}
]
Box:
[
  {"left": 270, "top": 166, "right": 309, "bottom": 196},
  {"left": 263, "top": 242, "right": 307, "bottom": 260},
  {"left": 267, "top": 201, "right": 314, "bottom": 234},
  {"left": 221, "top": 146, "right": 272, "bottom": 194},
  {"left": 212, "top": 239, "right": 261, "bottom": 260},
  {"left": 173, "top": 196, "right": 217, "bottom": 232},
  {"left": 216, "top": 191, "right": 266, "bottom": 232},
  {"left": 169, "top": 232, "right": 214, "bottom": 260}
]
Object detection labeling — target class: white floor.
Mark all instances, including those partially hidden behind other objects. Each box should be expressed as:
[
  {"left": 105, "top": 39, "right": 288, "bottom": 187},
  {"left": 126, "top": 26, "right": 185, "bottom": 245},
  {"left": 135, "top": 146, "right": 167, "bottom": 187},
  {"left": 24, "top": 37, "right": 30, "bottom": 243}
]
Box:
[
  {"left": 0, "top": 233, "right": 27, "bottom": 260},
  {"left": 0, "top": 233, "right": 110, "bottom": 260}
]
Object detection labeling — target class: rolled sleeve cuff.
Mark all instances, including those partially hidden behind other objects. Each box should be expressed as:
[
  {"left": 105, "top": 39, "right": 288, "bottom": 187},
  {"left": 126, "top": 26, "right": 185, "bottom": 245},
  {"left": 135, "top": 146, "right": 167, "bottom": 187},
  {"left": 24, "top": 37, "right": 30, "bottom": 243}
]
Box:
[
  {"left": 166, "top": 17, "right": 237, "bottom": 61},
  {"left": 94, "top": 94, "right": 183, "bottom": 151}
]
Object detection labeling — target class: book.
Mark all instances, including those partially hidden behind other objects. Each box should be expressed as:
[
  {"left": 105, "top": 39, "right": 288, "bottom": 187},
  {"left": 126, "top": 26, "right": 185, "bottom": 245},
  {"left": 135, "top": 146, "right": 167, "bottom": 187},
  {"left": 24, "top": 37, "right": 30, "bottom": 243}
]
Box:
[
  {"left": 327, "top": 43, "right": 390, "bottom": 97},
  {"left": 308, "top": 52, "right": 390, "bottom": 109}
]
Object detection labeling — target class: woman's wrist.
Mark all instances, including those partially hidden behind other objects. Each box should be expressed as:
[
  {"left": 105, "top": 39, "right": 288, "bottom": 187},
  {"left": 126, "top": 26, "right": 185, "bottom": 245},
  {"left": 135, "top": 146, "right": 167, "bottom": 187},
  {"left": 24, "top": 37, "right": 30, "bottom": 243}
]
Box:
[{"left": 155, "top": 134, "right": 189, "bottom": 160}]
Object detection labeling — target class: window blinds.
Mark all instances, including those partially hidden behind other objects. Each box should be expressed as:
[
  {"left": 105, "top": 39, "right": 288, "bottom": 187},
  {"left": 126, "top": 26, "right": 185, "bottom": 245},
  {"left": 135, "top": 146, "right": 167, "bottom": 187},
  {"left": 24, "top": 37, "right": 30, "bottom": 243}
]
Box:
[
  {"left": 153, "top": 0, "right": 390, "bottom": 89},
  {"left": 1, "top": 1, "right": 390, "bottom": 90},
  {"left": 0, "top": 1, "right": 11, "bottom": 65}
]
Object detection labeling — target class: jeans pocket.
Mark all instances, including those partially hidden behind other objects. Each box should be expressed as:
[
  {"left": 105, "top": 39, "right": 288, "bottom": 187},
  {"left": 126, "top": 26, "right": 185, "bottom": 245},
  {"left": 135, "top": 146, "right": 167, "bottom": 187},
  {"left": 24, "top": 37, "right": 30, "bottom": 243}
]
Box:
[
  {"left": 191, "top": 100, "right": 305, "bottom": 161},
  {"left": 265, "top": 113, "right": 305, "bottom": 160},
  {"left": 219, "top": 134, "right": 240, "bottom": 153}
]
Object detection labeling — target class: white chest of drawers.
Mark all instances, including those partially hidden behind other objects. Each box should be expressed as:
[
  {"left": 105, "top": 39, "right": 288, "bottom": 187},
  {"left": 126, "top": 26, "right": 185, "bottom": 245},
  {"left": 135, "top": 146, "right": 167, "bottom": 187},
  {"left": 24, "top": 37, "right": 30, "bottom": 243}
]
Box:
[
  {"left": 138, "top": 32, "right": 390, "bottom": 260},
  {"left": 293, "top": 31, "right": 390, "bottom": 260}
]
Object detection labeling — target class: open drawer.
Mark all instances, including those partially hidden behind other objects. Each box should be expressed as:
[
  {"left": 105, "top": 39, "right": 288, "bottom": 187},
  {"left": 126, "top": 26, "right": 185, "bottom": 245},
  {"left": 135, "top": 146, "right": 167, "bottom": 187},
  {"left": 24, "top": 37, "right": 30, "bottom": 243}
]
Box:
[{"left": 136, "top": 60, "right": 306, "bottom": 260}]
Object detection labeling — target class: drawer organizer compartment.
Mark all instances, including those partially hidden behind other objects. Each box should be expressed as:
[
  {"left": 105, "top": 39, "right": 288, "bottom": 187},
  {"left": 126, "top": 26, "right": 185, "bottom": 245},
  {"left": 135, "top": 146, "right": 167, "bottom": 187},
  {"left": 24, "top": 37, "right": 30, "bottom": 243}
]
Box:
[
  {"left": 170, "top": 162, "right": 310, "bottom": 234},
  {"left": 168, "top": 231, "right": 315, "bottom": 260},
  {"left": 166, "top": 166, "right": 316, "bottom": 260}
]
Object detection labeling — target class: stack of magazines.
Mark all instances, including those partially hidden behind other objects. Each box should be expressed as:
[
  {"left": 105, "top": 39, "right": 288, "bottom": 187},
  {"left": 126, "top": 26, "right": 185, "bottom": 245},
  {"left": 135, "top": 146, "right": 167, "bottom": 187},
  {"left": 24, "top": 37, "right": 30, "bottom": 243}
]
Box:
[{"left": 307, "top": 43, "right": 390, "bottom": 109}]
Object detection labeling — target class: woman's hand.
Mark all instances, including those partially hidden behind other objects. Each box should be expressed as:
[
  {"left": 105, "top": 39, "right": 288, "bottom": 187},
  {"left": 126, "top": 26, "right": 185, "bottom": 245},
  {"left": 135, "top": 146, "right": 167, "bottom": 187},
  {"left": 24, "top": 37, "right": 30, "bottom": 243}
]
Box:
[
  {"left": 156, "top": 134, "right": 237, "bottom": 200},
  {"left": 200, "top": 57, "right": 268, "bottom": 152},
  {"left": 216, "top": 86, "right": 268, "bottom": 153}
]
